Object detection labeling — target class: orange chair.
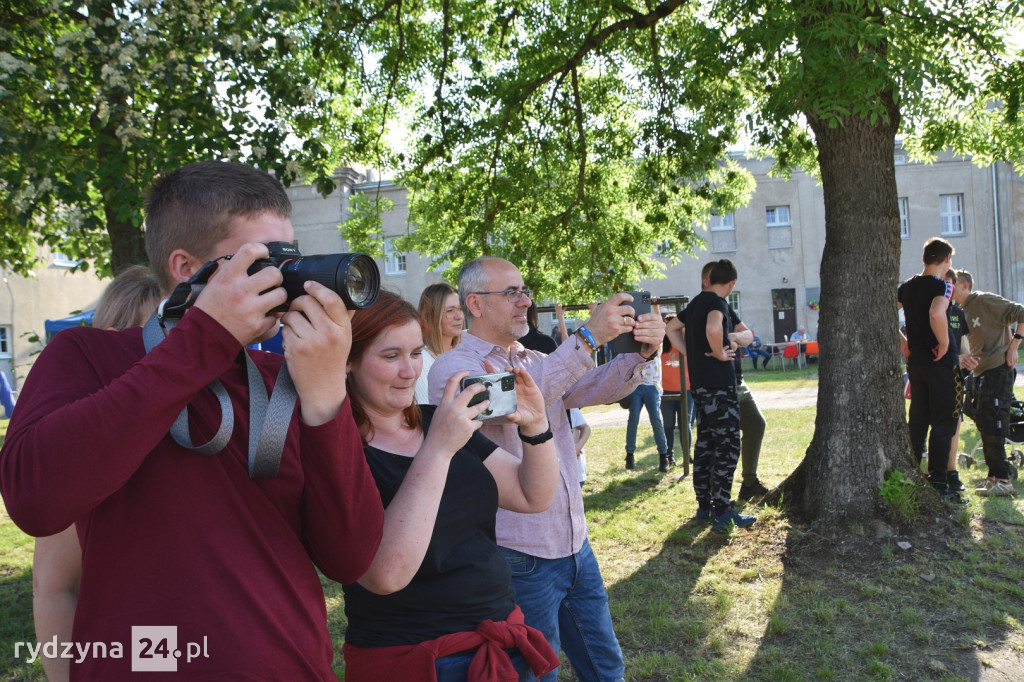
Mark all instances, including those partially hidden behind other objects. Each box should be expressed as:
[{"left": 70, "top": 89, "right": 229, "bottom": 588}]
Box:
[
  {"left": 782, "top": 343, "right": 800, "bottom": 370},
  {"left": 804, "top": 341, "right": 819, "bottom": 366}
]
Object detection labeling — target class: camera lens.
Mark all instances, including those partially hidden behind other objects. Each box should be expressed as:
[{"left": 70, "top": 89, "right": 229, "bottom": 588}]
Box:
[
  {"left": 279, "top": 253, "right": 380, "bottom": 310},
  {"left": 342, "top": 254, "right": 379, "bottom": 309}
]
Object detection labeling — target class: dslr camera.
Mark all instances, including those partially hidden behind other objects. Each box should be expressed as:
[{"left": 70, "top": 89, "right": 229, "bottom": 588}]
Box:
[
  {"left": 248, "top": 242, "right": 381, "bottom": 311},
  {"left": 460, "top": 371, "right": 518, "bottom": 421}
]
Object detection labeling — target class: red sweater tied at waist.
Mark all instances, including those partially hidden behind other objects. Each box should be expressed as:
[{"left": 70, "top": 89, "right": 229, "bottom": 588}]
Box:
[{"left": 342, "top": 605, "right": 559, "bottom": 682}]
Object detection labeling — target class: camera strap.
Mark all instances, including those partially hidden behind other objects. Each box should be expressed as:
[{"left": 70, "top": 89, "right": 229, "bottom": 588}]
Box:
[{"left": 141, "top": 263, "right": 296, "bottom": 478}]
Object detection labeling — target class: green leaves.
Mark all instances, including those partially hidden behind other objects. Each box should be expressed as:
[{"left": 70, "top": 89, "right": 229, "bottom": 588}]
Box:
[{"left": 0, "top": 0, "right": 392, "bottom": 275}]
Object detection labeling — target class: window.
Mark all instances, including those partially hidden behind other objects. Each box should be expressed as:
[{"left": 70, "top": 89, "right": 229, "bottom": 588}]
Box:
[
  {"left": 766, "top": 205, "right": 792, "bottom": 249},
  {"left": 0, "top": 326, "right": 10, "bottom": 357},
  {"left": 728, "top": 292, "right": 740, "bottom": 318},
  {"left": 898, "top": 197, "right": 910, "bottom": 239},
  {"left": 51, "top": 251, "right": 79, "bottom": 268},
  {"left": 384, "top": 237, "right": 406, "bottom": 275},
  {"left": 940, "top": 194, "right": 964, "bottom": 235},
  {"left": 708, "top": 212, "right": 736, "bottom": 252}
]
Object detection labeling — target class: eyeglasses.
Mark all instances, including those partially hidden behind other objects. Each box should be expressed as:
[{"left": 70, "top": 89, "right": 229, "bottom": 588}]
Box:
[
  {"left": 472, "top": 289, "right": 533, "bottom": 303},
  {"left": 443, "top": 307, "right": 463, "bottom": 318}
]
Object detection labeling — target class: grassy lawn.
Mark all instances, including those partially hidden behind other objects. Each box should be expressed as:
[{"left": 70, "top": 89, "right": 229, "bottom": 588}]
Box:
[{"left": 3, "top": 400, "right": 1024, "bottom": 680}]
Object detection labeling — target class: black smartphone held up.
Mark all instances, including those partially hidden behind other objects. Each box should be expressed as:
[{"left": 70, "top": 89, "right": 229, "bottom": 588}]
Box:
[
  {"left": 459, "top": 371, "right": 518, "bottom": 421},
  {"left": 610, "top": 291, "right": 653, "bottom": 356}
]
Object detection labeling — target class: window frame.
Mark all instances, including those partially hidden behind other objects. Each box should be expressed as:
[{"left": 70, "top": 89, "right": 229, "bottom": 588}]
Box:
[
  {"left": 383, "top": 236, "right": 407, "bottom": 276},
  {"left": 708, "top": 212, "right": 737, "bottom": 253},
  {"left": 728, "top": 292, "right": 740, "bottom": 319},
  {"left": 939, "top": 194, "right": 964, "bottom": 236},
  {"left": 765, "top": 205, "right": 792, "bottom": 249},
  {"left": 898, "top": 197, "right": 910, "bottom": 239}
]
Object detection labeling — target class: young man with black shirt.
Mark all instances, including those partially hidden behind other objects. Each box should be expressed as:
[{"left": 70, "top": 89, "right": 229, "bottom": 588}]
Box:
[
  {"left": 897, "top": 237, "right": 960, "bottom": 499},
  {"left": 681, "top": 259, "right": 755, "bottom": 532}
]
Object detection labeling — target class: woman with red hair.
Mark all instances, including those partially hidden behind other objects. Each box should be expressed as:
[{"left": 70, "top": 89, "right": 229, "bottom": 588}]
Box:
[{"left": 340, "top": 291, "right": 560, "bottom": 682}]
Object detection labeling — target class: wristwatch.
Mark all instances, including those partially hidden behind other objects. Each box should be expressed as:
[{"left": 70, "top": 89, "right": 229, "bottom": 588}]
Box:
[{"left": 1013, "top": 333, "right": 1023, "bottom": 340}]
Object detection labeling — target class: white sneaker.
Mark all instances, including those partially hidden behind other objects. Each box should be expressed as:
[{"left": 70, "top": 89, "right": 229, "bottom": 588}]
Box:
[
  {"left": 975, "top": 477, "right": 995, "bottom": 493},
  {"left": 979, "top": 480, "right": 1016, "bottom": 497}
]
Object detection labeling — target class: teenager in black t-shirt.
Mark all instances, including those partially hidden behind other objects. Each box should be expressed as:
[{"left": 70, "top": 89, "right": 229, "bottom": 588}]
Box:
[
  {"left": 897, "top": 237, "right": 961, "bottom": 499},
  {"left": 680, "top": 260, "right": 755, "bottom": 532}
]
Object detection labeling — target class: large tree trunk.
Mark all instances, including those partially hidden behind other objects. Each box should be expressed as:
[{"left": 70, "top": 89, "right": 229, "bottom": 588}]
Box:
[
  {"left": 776, "top": 102, "right": 914, "bottom": 525},
  {"left": 92, "top": 0, "right": 147, "bottom": 276}
]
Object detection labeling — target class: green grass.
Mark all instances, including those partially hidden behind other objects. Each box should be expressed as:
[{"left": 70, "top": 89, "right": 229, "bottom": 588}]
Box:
[{"left": 3, "top": 401, "right": 1024, "bottom": 681}]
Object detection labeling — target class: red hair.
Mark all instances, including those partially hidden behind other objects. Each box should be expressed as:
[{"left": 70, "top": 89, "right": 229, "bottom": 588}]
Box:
[{"left": 347, "top": 290, "right": 423, "bottom": 444}]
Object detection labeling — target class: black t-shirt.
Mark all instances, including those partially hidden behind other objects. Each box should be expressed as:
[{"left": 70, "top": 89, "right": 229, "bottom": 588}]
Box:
[
  {"left": 343, "top": 405, "right": 515, "bottom": 647},
  {"left": 518, "top": 328, "right": 558, "bottom": 354},
  {"left": 949, "top": 302, "right": 967, "bottom": 358},
  {"left": 730, "top": 308, "right": 744, "bottom": 382},
  {"left": 682, "top": 290, "right": 736, "bottom": 388},
  {"left": 897, "top": 274, "right": 955, "bottom": 366}
]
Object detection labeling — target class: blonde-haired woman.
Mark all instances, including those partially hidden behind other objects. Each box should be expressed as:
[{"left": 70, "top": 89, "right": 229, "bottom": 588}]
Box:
[
  {"left": 33, "top": 265, "right": 162, "bottom": 682},
  {"left": 414, "top": 282, "right": 464, "bottom": 403}
]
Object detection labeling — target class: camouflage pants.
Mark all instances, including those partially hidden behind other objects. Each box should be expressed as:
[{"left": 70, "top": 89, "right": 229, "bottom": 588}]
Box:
[
  {"left": 691, "top": 385, "right": 741, "bottom": 509},
  {"left": 974, "top": 365, "right": 1016, "bottom": 479}
]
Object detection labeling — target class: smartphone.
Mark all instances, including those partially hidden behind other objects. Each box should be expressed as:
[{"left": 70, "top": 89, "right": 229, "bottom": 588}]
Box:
[
  {"left": 610, "top": 291, "right": 653, "bottom": 356},
  {"left": 459, "top": 371, "right": 518, "bottom": 421}
]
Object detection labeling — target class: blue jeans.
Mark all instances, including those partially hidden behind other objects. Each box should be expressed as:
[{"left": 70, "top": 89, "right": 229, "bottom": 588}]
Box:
[
  {"left": 436, "top": 649, "right": 535, "bottom": 681},
  {"left": 659, "top": 393, "right": 694, "bottom": 457},
  {"left": 625, "top": 384, "right": 668, "bottom": 454},
  {"left": 497, "top": 539, "right": 625, "bottom": 682}
]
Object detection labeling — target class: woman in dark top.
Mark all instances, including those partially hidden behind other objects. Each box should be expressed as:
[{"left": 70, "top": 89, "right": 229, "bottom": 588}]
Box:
[{"left": 341, "top": 291, "right": 560, "bottom": 682}]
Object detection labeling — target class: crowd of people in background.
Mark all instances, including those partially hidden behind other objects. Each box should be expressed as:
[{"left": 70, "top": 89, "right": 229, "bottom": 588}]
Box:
[{"left": 1, "top": 159, "right": 1021, "bottom": 682}]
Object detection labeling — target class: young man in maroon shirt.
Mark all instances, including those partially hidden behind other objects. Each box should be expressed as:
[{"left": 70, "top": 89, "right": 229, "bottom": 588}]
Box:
[{"left": 0, "top": 161, "right": 384, "bottom": 680}]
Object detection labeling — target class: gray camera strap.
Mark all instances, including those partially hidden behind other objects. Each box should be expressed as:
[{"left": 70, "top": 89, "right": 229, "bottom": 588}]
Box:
[{"left": 142, "top": 299, "right": 296, "bottom": 478}]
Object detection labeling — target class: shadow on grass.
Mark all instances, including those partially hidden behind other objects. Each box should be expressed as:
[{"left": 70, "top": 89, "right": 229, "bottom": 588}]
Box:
[
  {"left": 0, "top": 565, "right": 42, "bottom": 681},
  {"left": 583, "top": 434, "right": 677, "bottom": 515},
  {"left": 603, "top": 519, "right": 733, "bottom": 679},
  {"left": 739, "top": 495, "right": 1024, "bottom": 681}
]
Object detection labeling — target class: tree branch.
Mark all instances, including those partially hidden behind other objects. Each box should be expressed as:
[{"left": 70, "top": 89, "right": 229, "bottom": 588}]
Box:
[
  {"left": 489, "top": 0, "right": 689, "bottom": 178},
  {"left": 553, "top": 66, "right": 588, "bottom": 233}
]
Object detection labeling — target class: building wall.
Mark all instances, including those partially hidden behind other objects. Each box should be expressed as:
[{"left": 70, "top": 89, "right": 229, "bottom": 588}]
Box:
[
  {"left": 287, "top": 169, "right": 451, "bottom": 307},
  {"left": 0, "top": 249, "right": 108, "bottom": 390}
]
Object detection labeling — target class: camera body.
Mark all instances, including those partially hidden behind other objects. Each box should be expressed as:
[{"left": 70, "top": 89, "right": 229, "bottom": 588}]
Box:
[
  {"left": 248, "top": 241, "right": 380, "bottom": 311},
  {"left": 460, "top": 371, "right": 518, "bottom": 421},
  {"left": 611, "top": 291, "right": 653, "bottom": 355}
]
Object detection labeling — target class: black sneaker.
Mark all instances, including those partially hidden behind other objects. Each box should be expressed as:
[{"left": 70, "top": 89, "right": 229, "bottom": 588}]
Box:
[
  {"left": 625, "top": 453, "right": 635, "bottom": 470},
  {"left": 738, "top": 480, "right": 769, "bottom": 501},
  {"left": 947, "top": 470, "right": 967, "bottom": 493}
]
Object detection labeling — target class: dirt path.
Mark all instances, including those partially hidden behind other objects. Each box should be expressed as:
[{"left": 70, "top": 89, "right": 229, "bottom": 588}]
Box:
[
  {"left": 584, "top": 367, "right": 1024, "bottom": 430},
  {"left": 583, "top": 385, "right": 818, "bottom": 428}
]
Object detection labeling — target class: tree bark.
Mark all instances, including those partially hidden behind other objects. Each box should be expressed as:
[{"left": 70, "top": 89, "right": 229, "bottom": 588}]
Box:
[
  {"left": 775, "top": 102, "right": 914, "bottom": 525},
  {"left": 92, "top": 0, "right": 147, "bottom": 275},
  {"left": 105, "top": 208, "right": 147, "bottom": 275}
]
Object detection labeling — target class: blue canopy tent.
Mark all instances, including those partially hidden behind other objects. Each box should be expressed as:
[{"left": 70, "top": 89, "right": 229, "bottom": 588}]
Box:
[{"left": 44, "top": 310, "right": 95, "bottom": 342}]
